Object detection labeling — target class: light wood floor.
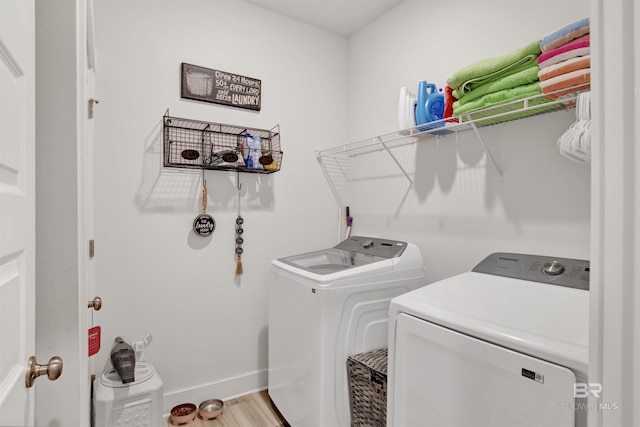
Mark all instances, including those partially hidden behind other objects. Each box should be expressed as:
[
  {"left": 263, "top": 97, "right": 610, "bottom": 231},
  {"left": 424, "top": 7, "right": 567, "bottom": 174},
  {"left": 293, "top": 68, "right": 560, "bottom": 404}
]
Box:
[{"left": 166, "top": 390, "right": 289, "bottom": 427}]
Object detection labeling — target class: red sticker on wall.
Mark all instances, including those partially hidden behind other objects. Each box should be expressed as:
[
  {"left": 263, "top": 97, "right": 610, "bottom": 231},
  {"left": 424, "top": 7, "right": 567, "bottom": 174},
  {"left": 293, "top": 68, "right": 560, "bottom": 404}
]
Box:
[{"left": 88, "top": 326, "right": 101, "bottom": 357}]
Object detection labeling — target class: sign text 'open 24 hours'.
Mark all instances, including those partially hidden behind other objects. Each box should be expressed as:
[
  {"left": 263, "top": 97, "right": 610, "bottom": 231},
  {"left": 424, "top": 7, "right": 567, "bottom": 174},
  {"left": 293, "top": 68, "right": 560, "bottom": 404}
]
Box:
[{"left": 181, "top": 63, "right": 261, "bottom": 111}]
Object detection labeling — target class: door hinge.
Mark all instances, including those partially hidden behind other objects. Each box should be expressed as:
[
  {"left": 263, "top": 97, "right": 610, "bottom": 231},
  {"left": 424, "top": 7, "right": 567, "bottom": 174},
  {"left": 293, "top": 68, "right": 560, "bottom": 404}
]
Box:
[{"left": 89, "top": 239, "right": 95, "bottom": 258}]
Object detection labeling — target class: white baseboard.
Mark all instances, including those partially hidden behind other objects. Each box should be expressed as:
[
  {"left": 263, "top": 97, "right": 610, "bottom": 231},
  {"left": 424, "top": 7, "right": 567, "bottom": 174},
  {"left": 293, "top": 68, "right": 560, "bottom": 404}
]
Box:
[{"left": 162, "top": 369, "right": 268, "bottom": 415}]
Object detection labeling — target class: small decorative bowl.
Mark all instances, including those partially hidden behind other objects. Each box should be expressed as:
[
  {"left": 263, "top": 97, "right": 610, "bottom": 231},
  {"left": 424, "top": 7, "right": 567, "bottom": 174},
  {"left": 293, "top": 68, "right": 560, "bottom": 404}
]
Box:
[
  {"left": 170, "top": 403, "right": 197, "bottom": 425},
  {"left": 198, "top": 399, "right": 224, "bottom": 420}
]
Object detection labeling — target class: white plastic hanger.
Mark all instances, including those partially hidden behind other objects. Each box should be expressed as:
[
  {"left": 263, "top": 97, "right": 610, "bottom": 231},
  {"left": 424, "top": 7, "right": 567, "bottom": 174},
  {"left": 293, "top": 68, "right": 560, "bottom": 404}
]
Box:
[{"left": 557, "top": 91, "right": 591, "bottom": 163}]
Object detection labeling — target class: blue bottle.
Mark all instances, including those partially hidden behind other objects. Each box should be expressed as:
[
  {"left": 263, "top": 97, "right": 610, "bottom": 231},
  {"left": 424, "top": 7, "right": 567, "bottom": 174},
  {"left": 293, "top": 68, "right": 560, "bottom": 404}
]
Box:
[{"left": 415, "top": 81, "right": 445, "bottom": 131}]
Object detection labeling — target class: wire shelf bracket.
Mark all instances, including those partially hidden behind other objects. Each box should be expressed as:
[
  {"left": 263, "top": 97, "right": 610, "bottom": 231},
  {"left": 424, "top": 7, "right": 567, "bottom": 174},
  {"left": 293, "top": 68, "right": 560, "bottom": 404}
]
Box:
[
  {"left": 468, "top": 119, "right": 503, "bottom": 181},
  {"left": 380, "top": 137, "right": 414, "bottom": 186}
]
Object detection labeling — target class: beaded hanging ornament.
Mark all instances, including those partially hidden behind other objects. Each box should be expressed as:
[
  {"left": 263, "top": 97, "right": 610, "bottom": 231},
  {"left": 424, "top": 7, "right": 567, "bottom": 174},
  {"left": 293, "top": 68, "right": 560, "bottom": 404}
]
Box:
[
  {"left": 235, "top": 216, "right": 244, "bottom": 275},
  {"left": 235, "top": 174, "right": 244, "bottom": 275}
]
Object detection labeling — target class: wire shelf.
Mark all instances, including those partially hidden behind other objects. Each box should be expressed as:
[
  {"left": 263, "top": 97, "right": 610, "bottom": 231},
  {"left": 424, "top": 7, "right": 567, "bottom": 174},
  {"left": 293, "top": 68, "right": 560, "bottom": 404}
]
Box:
[
  {"left": 316, "top": 83, "right": 590, "bottom": 159},
  {"left": 316, "top": 83, "right": 590, "bottom": 198}
]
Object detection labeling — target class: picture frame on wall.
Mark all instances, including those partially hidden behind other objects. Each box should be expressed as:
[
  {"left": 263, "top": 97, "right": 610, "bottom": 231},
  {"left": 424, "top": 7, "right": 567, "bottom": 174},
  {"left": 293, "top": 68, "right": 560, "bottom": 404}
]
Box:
[{"left": 181, "top": 63, "right": 262, "bottom": 111}]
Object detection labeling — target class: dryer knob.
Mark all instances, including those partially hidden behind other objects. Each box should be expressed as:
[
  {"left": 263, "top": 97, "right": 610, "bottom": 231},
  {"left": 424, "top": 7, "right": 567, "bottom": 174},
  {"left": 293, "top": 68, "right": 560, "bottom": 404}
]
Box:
[{"left": 542, "top": 260, "right": 565, "bottom": 276}]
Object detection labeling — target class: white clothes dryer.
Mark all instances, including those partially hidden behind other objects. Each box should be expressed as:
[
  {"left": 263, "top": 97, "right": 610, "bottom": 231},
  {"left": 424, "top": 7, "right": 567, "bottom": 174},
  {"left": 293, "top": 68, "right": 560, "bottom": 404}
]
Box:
[
  {"left": 269, "top": 236, "right": 425, "bottom": 427},
  {"left": 388, "top": 252, "right": 590, "bottom": 427}
]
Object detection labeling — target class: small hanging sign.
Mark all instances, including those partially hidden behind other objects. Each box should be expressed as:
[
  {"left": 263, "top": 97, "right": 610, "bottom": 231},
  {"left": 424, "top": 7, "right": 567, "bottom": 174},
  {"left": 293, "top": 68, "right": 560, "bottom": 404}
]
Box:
[
  {"left": 193, "top": 182, "right": 216, "bottom": 237},
  {"left": 181, "top": 63, "right": 261, "bottom": 111},
  {"left": 88, "top": 326, "right": 101, "bottom": 357},
  {"left": 193, "top": 214, "right": 216, "bottom": 237}
]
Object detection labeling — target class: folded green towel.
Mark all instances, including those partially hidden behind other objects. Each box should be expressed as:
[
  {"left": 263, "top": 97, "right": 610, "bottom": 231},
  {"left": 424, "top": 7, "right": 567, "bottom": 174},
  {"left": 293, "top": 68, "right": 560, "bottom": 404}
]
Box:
[
  {"left": 447, "top": 40, "right": 542, "bottom": 95},
  {"left": 452, "top": 62, "right": 538, "bottom": 99},
  {"left": 453, "top": 63, "right": 541, "bottom": 108},
  {"left": 454, "top": 81, "right": 542, "bottom": 115},
  {"left": 453, "top": 82, "right": 557, "bottom": 126}
]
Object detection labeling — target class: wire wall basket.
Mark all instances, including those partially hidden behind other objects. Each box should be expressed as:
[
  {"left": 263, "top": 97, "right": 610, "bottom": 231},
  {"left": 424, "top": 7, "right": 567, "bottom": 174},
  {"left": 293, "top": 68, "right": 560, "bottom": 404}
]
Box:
[{"left": 163, "top": 110, "right": 282, "bottom": 174}]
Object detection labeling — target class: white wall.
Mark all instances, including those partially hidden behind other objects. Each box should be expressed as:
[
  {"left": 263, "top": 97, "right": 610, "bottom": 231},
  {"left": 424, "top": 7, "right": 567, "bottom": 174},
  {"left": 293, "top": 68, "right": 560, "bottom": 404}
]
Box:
[
  {"left": 92, "top": 0, "right": 346, "bottom": 410},
  {"left": 344, "top": 0, "right": 591, "bottom": 282}
]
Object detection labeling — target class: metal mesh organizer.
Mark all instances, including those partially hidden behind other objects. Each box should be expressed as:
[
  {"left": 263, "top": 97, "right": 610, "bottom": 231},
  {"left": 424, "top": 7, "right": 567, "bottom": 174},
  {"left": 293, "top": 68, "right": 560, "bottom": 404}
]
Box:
[
  {"left": 162, "top": 110, "right": 282, "bottom": 174},
  {"left": 347, "top": 347, "right": 388, "bottom": 427}
]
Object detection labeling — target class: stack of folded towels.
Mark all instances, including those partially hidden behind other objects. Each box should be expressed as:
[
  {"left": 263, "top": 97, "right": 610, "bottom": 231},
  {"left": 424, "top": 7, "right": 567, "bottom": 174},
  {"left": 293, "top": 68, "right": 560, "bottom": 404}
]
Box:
[
  {"left": 538, "top": 17, "right": 590, "bottom": 105},
  {"left": 445, "top": 39, "right": 554, "bottom": 124},
  {"left": 444, "top": 17, "right": 591, "bottom": 125}
]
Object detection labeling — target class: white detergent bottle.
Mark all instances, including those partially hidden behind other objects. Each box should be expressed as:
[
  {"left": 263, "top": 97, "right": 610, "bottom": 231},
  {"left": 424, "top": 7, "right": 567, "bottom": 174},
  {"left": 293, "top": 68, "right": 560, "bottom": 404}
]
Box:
[
  {"left": 251, "top": 135, "right": 263, "bottom": 169},
  {"left": 397, "top": 86, "right": 417, "bottom": 133}
]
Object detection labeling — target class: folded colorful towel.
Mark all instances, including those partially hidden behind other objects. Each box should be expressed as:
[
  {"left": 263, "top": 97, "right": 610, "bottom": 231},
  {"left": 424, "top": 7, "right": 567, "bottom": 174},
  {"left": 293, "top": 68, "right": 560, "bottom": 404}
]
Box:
[
  {"left": 538, "top": 38, "right": 590, "bottom": 69},
  {"left": 447, "top": 40, "right": 541, "bottom": 95},
  {"left": 539, "top": 55, "right": 590, "bottom": 81},
  {"left": 453, "top": 63, "right": 540, "bottom": 109},
  {"left": 541, "top": 68, "right": 591, "bottom": 99},
  {"left": 562, "top": 33, "right": 589, "bottom": 44},
  {"left": 541, "top": 17, "right": 590, "bottom": 53}
]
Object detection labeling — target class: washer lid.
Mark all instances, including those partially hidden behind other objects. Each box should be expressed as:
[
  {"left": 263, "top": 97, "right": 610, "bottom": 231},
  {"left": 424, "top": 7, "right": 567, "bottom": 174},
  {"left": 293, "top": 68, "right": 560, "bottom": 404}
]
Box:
[
  {"left": 100, "top": 362, "right": 155, "bottom": 388},
  {"left": 275, "top": 236, "right": 408, "bottom": 275},
  {"left": 276, "top": 247, "right": 385, "bottom": 274},
  {"left": 390, "top": 270, "right": 589, "bottom": 379}
]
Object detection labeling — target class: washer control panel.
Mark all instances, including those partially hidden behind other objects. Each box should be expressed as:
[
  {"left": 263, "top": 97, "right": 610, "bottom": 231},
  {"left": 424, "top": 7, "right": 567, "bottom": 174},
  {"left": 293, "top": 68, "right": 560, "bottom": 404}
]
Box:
[
  {"left": 335, "top": 236, "right": 408, "bottom": 258},
  {"left": 472, "top": 252, "right": 590, "bottom": 290}
]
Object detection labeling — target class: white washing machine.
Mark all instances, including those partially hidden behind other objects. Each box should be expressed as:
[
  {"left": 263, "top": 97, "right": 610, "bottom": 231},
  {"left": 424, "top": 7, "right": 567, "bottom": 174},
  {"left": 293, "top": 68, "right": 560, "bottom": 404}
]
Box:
[
  {"left": 388, "top": 252, "right": 590, "bottom": 427},
  {"left": 269, "top": 236, "right": 425, "bottom": 427}
]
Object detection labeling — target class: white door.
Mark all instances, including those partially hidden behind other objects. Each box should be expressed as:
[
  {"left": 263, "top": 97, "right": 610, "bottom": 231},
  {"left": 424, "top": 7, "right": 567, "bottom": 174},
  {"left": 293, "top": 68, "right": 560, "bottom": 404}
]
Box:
[{"left": 0, "top": 0, "right": 37, "bottom": 424}]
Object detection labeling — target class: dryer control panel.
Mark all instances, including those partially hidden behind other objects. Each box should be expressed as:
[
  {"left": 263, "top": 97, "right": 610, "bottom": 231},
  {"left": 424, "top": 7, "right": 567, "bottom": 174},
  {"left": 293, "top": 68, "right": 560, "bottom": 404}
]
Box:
[
  {"left": 472, "top": 252, "right": 590, "bottom": 290},
  {"left": 335, "top": 236, "right": 407, "bottom": 258}
]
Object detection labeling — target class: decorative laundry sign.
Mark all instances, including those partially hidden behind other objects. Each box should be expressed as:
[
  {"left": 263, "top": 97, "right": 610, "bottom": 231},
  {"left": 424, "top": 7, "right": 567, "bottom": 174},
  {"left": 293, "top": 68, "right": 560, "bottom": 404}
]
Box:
[{"left": 181, "top": 63, "right": 261, "bottom": 111}]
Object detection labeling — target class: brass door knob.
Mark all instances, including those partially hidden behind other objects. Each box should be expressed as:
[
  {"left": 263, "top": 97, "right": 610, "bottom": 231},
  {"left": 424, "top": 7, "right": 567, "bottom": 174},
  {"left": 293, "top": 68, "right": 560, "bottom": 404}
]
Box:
[
  {"left": 25, "top": 356, "right": 63, "bottom": 388},
  {"left": 88, "top": 296, "right": 102, "bottom": 311}
]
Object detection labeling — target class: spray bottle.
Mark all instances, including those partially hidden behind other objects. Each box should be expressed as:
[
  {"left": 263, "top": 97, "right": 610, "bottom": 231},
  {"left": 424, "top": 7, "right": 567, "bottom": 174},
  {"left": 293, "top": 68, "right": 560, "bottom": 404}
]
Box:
[{"left": 244, "top": 133, "right": 253, "bottom": 168}]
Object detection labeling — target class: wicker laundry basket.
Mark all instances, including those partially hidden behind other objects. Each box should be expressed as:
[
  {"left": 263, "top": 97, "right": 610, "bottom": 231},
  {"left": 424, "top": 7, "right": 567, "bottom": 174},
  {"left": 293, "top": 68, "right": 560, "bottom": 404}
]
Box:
[{"left": 346, "top": 347, "right": 388, "bottom": 427}]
